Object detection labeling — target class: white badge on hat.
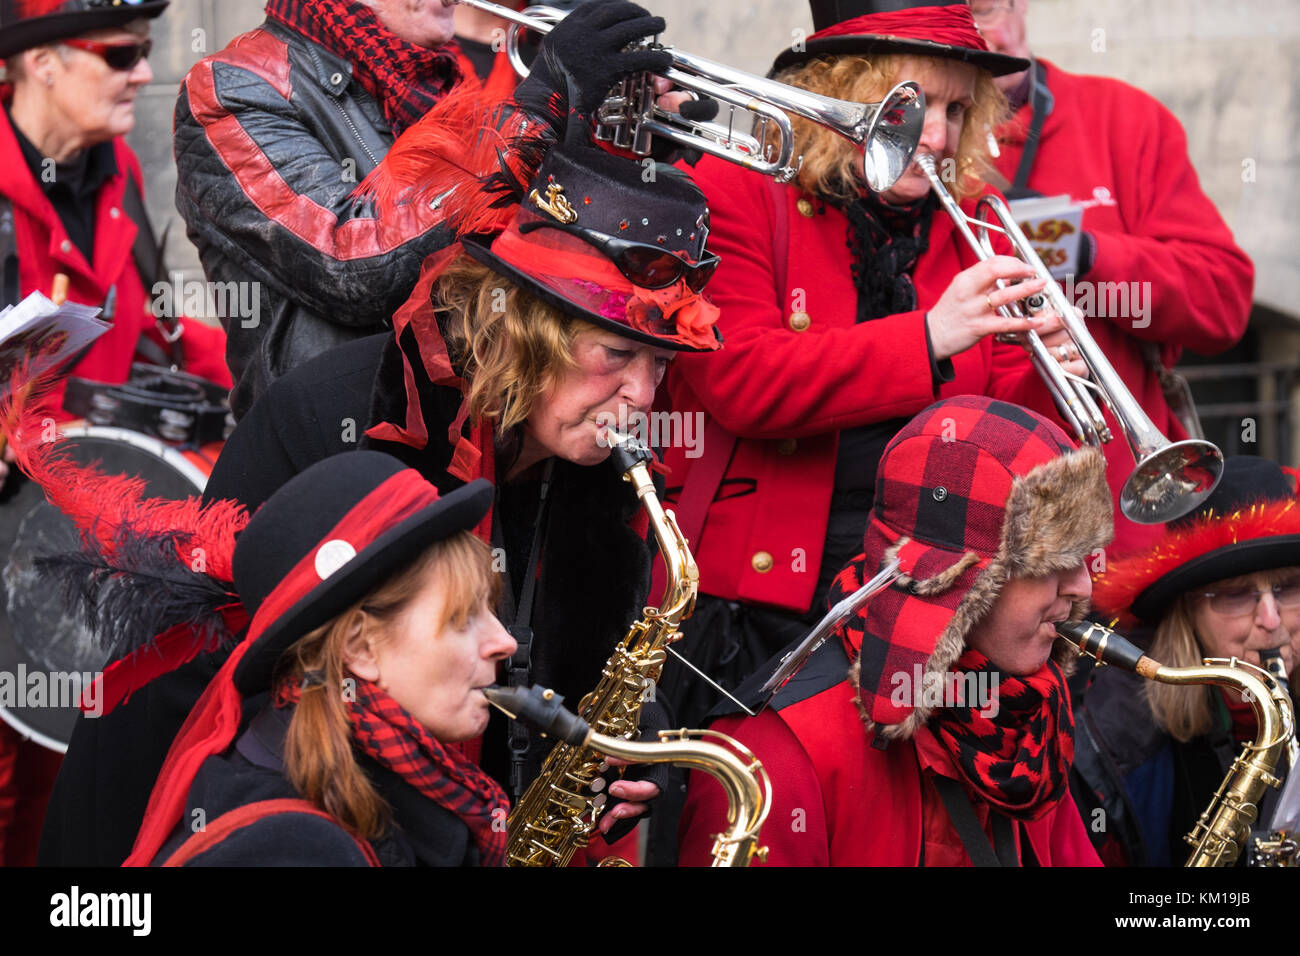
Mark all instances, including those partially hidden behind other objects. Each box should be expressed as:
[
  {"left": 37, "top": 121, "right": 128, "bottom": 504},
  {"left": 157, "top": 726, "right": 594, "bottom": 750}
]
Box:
[{"left": 314, "top": 539, "right": 358, "bottom": 580}]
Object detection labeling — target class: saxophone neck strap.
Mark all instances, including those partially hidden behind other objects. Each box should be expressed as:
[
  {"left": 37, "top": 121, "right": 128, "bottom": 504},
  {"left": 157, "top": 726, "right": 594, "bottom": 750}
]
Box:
[
  {"left": 506, "top": 457, "right": 554, "bottom": 801},
  {"left": 931, "top": 773, "right": 1020, "bottom": 867}
]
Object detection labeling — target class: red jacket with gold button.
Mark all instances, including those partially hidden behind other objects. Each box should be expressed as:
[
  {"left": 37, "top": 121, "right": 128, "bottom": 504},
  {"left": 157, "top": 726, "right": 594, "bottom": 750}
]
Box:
[{"left": 662, "top": 155, "right": 1060, "bottom": 615}]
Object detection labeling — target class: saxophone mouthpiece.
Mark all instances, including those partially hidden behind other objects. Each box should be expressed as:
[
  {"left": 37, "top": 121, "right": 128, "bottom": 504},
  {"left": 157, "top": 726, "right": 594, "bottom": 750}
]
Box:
[
  {"left": 482, "top": 685, "right": 591, "bottom": 747},
  {"left": 1055, "top": 620, "right": 1147, "bottom": 672},
  {"left": 604, "top": 426, "right": 654, "bottom": 474}
]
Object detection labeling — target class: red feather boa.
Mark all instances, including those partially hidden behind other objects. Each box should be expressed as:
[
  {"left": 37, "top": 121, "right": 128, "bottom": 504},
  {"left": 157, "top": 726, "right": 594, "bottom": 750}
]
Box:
[{"left": 1093, "top": 490, "right": 1300, "bottom": 624}]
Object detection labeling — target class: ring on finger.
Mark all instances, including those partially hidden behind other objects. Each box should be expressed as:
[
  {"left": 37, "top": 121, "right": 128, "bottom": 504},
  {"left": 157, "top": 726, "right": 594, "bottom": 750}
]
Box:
[
  {"left": 986, "top": 294, "right": 995, "bottom": 313},
  {"left": 1058, "top": 344, "right": 1070, "bottom": 361}
]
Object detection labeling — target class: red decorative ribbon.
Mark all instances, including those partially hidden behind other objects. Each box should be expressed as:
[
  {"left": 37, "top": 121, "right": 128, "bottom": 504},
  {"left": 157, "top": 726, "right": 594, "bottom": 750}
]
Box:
[{"left": 809, "top": 4, "right": 991, "bottom": 54}]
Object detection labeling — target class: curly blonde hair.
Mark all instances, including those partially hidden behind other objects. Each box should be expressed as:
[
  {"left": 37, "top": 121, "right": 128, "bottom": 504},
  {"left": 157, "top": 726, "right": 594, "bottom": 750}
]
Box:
[
  {"left": 774, "top": 53, "right": 1008, "bottom": 204},
  {"left": 432, "top": 254, "right": 600, "bottom": 433}
]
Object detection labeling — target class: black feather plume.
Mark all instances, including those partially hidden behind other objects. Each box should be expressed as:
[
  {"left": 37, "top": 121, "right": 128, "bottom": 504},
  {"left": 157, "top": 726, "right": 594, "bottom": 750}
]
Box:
[{"left": 37, "top": 527, "right": 239, "bottom": 664}]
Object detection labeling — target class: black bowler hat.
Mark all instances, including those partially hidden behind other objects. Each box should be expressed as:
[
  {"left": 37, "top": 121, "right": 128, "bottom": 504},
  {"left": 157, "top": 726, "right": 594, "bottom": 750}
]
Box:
[
  {"left": 772, "top": 0, "right": 1029, "bottom": 77},
  {"left": 1093, "top": 457, "right": 1300, "bottom": 625},
  {"left": 231, "top": 452, "right": 493, "bottom": 695},
  {"left": 0, "top": 0, "right": 169, "bottom": 60}
]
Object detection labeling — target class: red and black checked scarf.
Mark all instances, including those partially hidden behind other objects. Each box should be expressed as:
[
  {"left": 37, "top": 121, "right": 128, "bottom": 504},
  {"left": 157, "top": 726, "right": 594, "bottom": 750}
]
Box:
[
  {"left": 265, "top": 0, "right": 462, "bottom": 137},
  {"left": 276, "top": 677, "right": 508, "bottom": 865},
  {"left": 928, "top": 648, "right": 1074, "bottom": 821}
]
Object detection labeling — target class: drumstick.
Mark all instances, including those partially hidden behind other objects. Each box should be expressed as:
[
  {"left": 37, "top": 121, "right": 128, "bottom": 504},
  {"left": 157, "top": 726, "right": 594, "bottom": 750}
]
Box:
[{"left": 51, "top": 274, "right": 69, "bottom": 306}]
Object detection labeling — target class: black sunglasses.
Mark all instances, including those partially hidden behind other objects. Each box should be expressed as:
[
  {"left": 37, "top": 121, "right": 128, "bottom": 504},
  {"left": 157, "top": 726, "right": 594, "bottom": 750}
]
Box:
[
  {"left": 61, "top": 38, "right": 153, "bottom": 72},
  {"left": 519, "top": 219, "right": 718, "bottom": 293}
]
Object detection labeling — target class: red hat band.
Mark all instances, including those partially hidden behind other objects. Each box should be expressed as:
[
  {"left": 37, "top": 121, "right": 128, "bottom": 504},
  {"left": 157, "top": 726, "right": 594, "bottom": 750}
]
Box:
[{"left": 810, "top": 5, "right": 991, "bottom": 54}]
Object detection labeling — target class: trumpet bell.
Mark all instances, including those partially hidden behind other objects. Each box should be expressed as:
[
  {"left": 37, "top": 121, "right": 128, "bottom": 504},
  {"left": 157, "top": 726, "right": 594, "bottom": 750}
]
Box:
[
  {"left": 1121, "top": 439, "right": 1224, "bottom": 525},
  {"left": 863, "top": 83, "right": 925, "bottom": 192}
]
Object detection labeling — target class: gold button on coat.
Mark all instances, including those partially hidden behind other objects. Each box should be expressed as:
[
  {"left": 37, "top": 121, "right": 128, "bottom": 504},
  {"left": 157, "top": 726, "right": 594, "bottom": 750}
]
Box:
[
  {"left": 789, "top": 311, "right": 811, "bottom": 332},
  {"left": 751, "top": 551, "right": 774, "bottom": 573},
  {"left": 796, "top": 198, "right": 815, "bottom": 218},
  {"left": 776, "top": 438, "right": 797, "bottom": 455}
]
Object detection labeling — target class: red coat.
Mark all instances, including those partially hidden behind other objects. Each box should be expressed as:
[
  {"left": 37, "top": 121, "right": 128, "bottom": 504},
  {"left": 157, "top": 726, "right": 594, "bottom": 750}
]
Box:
[
  {"left": 994, "top": 60, "right": 1254, "bottom": 556},
  {"left": 0, "top": 107, "right": 231, "bottom": 420},
  {"left": 677, "top": 641, "right": 1101, "bottom": 867},
  {"left": 663, "top": 157, "right": 1060, "bottom": 614}
]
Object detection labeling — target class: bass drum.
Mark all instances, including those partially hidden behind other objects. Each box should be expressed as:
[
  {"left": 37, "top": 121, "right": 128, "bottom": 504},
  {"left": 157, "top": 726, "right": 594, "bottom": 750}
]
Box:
[{"left": 0, "top": 425, "right": 219, "bottom": 753}]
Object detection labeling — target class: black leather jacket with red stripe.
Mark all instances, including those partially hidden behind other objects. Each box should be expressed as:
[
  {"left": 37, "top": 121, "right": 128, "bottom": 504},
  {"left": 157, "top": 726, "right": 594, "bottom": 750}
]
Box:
[{"left": 173, "top": 19, "right": 455, "bottom": 419}]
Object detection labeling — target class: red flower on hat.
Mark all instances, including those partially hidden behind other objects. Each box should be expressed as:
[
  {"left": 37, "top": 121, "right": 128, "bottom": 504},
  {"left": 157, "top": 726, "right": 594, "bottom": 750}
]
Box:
[{"left": 626, "top": 281, "right": 720, "bottom": 351}]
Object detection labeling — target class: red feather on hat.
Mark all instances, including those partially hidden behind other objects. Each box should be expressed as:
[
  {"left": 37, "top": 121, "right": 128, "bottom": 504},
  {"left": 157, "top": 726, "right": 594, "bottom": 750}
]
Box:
[
  {"left": 15, "top": 0, "right": 70, "bottom": 17},
  {"left": 1092, "top": 482, "right": 1300, "bottom": 624},
  {"left": 355, "top": 84, "right": 562, "bottom": 238}
]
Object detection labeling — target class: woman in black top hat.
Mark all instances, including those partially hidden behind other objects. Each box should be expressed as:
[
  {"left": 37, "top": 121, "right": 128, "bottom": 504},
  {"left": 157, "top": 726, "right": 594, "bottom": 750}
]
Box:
[{"left": 1074, "top": 457, "right": 1299, "bottom": 865}]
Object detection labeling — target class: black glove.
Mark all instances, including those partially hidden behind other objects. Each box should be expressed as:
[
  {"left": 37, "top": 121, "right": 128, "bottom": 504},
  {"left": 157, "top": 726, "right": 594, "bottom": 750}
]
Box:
[
  {"left": 515, "top": 0, "right": 672, "bottom": 121},
  {"left": 598, "top": 696, "right": 673, "bottom": 845}
]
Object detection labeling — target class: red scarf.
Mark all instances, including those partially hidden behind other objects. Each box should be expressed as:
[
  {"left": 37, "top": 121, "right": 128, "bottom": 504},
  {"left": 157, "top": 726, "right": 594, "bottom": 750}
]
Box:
[
  {"left": 276, "top": 679, "right": 508, "bottom": 865},
  {"left": 928, "top": 649, "right": 1074, "bottom": 821},
  {"left": 265, "top": 0, "right": 463, "bottom": 136}
]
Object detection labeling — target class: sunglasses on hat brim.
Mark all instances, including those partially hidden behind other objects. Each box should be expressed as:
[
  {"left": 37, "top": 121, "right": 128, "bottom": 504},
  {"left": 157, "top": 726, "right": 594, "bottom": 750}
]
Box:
[
  {"left": 60, "top": 37, "right": 152, "bottom": 71},
  {"left": 518, "top": 219, "right": 719, "bottom": 293}
]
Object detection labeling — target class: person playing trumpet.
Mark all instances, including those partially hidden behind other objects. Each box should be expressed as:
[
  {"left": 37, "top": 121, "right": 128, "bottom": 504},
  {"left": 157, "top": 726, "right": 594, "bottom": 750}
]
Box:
[{"left": 649, "top": 0, "right": 1093, "bottom": 861}]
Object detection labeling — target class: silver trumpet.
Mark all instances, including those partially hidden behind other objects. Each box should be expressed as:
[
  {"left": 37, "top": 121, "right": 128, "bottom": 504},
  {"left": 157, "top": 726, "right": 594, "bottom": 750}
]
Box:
[
  {"left": 445, "top": 0, "right": 925, "bottom": 191},
  {"left": 916, "top": 154, "right": 1223, "bottom": 524}
]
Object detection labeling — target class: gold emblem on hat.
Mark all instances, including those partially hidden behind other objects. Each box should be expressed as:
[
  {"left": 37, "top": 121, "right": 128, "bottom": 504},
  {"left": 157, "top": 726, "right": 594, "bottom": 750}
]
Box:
[{"left": 529, "top": 182, "right": 579, "bottom": 224}]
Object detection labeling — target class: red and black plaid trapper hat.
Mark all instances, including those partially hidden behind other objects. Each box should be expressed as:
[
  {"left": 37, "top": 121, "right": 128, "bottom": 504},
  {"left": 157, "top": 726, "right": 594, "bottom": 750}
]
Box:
[
  {"left": 0, "top": 0, "right": 168, "bottom": 59},
  {"left": 772, "top": 0, "right": 1028, "bottom": 77},
  {"left": 849, "top": 395, "right": 1112, "bottom": 740}
]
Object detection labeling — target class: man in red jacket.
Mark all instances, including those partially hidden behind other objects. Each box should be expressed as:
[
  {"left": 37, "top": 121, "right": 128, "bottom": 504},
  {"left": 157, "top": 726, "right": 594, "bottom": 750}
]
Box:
[
  {"left": 679, "top": 396, "right": 1112, "bottom": 866},
  {"left": 971, "top": 0, "right": 1255, "bottom": 556}
]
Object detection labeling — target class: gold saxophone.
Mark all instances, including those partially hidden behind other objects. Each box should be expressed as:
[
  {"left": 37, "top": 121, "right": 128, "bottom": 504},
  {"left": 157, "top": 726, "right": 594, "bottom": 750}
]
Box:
[
  {"left": 1058, "top": 620, "right": 1297, "bottom": 867},
  {"left": 499, "top": 431, "right": 705, "bottom": 866},
  {"left": 485, "top": 684, "right": 770, "bottom": 867}
]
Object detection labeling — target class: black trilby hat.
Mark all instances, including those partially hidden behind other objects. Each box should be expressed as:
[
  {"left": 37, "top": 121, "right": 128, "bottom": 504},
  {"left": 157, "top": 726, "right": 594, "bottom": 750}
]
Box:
[
  {"left": 461, "top": 136, "right": 722, "bottom": 352},
  {"left": 1093, "top": 456, "right": 1300, "bottom": 625},
  {"left": 0, "top": 0, "right": 168, "bottom": 60},
  {"left": 231, "top": 452, "right": 493, "bottom": 695},
  {"left": 772, "top": 0, "right": 1029, "bottom": 77}
]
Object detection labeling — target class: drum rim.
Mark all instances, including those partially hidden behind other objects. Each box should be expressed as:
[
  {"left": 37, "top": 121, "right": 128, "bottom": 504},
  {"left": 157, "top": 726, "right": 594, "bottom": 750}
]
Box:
[
  {"left": 56, "top": 423, "right": 211, "bottom": 492},
  {"left": 0, "top": 704, "right": 67, "bottom": 754}
]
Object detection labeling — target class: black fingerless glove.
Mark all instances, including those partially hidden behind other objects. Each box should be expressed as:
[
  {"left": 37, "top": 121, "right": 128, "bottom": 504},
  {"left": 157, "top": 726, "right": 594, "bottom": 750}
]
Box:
[
  {"left": 598, "top": 697, "right": 673, "bottom": 845},
  {"left": 515, "top": 0, "right": 672, "bottom": 124}
]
